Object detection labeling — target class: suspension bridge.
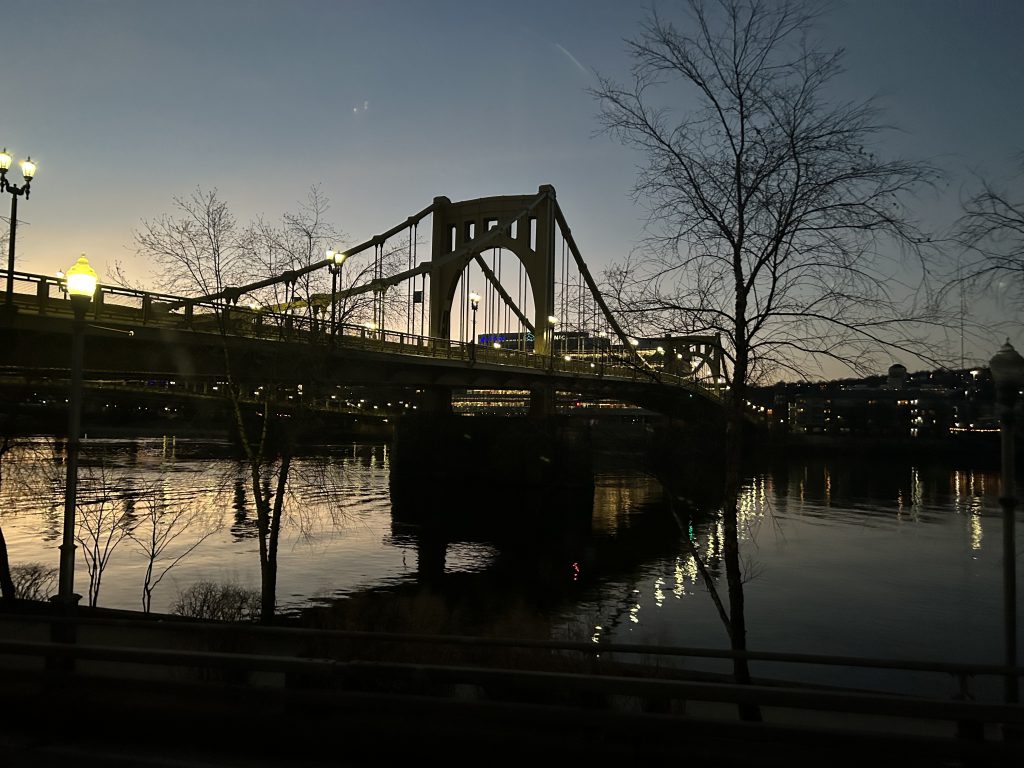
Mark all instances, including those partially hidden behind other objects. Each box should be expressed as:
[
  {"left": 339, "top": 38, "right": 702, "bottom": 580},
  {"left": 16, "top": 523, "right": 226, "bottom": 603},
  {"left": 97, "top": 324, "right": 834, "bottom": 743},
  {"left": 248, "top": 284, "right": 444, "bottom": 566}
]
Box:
[{"left": 0, "top": 185, "right": 725, "bottom": 417}]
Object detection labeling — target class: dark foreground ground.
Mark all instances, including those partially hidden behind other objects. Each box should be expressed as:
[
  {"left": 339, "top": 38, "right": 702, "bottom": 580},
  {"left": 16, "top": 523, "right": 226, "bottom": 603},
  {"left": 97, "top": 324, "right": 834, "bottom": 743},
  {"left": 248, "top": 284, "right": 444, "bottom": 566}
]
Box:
[
  {"left": 1, "top": 602, "right": 1022, "bottom": 768},
  {"left": 3, "top": 667, "right": 1019, "bottom": 768}
]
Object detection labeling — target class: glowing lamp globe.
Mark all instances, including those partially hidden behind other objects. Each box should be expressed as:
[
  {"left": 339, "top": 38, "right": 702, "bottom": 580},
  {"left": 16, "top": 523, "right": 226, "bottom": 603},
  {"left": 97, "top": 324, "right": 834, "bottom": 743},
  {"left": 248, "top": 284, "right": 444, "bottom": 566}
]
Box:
[
  {"left": 66, "top": 254, "right": 98, "bottom": 299},
  {"left": 19, "top": 156, "right": 36, "bottom": 180},
  {"left": 0, "top": 149, "right": 11, "bottom": 172}
]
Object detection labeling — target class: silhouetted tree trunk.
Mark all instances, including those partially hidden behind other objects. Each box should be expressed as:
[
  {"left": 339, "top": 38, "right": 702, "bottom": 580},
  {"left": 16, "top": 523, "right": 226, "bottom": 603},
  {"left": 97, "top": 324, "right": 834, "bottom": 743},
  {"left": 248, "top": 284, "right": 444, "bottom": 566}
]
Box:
[
  {"left": 0, "top": 435, "right": 14, "bottom": 600},
  {"left": 0, "top": 525, "right": 14, "bottom": 601}
]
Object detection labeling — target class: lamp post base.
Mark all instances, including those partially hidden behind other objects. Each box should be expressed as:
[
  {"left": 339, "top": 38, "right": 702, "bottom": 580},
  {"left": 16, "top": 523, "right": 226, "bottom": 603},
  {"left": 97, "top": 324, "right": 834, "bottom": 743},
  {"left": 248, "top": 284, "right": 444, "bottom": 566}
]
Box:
[{"left": 49, "top": 592, "right": 81, "bottom": 606}]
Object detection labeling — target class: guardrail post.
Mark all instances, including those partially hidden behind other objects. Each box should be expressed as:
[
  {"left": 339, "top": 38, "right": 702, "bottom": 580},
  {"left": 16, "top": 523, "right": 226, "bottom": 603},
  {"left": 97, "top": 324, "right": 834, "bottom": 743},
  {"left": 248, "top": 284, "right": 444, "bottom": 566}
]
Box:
[
  {"left": 46, "top": 614, "right": 78, "bottom": 674},
  {"left": 142, "top": 295, "right": 152, "bottom": 326},
  {"left": 93, "top": 288, "right": 104, "bottom": 320},
  {"left": 953, "top": 672, "right": 984, "bottom": 743}
]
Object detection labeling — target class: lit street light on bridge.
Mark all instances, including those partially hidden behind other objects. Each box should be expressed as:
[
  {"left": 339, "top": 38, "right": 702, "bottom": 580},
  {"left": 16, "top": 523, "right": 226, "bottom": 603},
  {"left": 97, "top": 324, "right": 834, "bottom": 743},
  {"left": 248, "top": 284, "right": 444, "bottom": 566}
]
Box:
[
  {"left": 58, "top": 253, "right": 98, "bottom": 606},
  {"left": 990, "top": 339, "right": 1024, "bottom": 704},
  {"left": 548, "top": 315, "right": 558, "bottom": 371},
  {"left": 0, "top": 147, "right": 37, "bottom": 312},
  {"left": 469, "top": 291, "right": 480, "bottom": 363},
  {"left": 326, "top": 248, "right": 348, "bottom": 344}
]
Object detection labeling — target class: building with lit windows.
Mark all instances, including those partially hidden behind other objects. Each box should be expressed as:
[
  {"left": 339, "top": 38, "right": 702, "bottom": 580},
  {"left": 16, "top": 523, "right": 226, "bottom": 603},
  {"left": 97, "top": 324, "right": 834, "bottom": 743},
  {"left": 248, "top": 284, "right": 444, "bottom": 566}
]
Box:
[{"left": 761, "top": 364, "right": 998, "bottom": 442}]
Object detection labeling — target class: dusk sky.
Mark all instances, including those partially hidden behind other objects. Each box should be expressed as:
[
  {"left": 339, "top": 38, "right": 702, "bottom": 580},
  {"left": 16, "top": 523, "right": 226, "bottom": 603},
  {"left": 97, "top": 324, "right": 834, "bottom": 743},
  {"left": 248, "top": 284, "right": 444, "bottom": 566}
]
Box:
[{"left": 3, "top": 0, "right": 1022, "bottom": 368}]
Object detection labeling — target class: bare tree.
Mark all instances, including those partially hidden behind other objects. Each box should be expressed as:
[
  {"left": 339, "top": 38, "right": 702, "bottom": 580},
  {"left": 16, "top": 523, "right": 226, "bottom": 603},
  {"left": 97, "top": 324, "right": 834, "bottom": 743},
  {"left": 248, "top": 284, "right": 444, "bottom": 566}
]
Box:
[
  {"left": 171, "top": 579, "right": 261, "bottom": 622},
  {"left": 335, "top": 234, "right": 413, "bottom": 330},
  {"left": 248, "top": 184, "right": 342, "bottom": 323},
  {"left": 247, "top": 186, "right": 413, "bottom": 332},
  {"left": 135, "top": 187, "right": 248, "bottom": 298},
  {"left": 592, "top": 0, "right": 946, "bottom": 716},
  {"left": 11, "top": 562, "right": 58, "bottom": 601},
  {"left": 133, "top": 187, "right": 328, "bottom": 622},
  {"left": 130, "top": 488, "right": 220, "bottom": 614},
  {"left": 952, "top": 154, "right": 1024, "bottom": 313},
  {"left": 136, "top": 189, "right": 287, "bottom": 621},
  {"left": 76, "top": 463, "right": 139, "bottom": 608}
]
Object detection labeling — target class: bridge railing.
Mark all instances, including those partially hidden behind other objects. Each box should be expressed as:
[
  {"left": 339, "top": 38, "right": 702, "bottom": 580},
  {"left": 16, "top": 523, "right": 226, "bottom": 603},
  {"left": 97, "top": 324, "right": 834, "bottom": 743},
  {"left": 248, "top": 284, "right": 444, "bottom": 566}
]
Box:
[{"left": 5, "top": 270, "right": 251, "bottom": 329}]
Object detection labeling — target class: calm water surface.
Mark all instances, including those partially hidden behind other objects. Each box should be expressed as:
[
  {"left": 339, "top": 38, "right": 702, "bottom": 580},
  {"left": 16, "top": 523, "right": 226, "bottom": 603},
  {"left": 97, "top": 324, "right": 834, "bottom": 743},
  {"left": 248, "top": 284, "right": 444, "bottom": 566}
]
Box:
[{"left": 2, "top": 435, "right": 1020, "bottom": 689}]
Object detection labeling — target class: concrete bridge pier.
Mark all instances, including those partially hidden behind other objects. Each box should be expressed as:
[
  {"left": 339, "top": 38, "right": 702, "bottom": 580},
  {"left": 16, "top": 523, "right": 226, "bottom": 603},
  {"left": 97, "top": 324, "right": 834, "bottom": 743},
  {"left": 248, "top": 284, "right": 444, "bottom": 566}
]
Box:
[
  {"left": 528, "top": 384, "right": 555, "bottom": 419},
  {"left": 418, "top": 386, "right": 454, "bottom": 415},
  {"left": 389, "top": 412, "right": 595, "bottom": 527}
]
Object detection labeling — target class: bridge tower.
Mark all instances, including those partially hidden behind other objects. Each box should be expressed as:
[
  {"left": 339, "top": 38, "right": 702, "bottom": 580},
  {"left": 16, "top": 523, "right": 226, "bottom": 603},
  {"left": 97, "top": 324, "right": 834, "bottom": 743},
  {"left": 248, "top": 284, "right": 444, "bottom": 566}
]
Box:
[{"left": 428, "top": 184, "right": 558, "bottom": 355}]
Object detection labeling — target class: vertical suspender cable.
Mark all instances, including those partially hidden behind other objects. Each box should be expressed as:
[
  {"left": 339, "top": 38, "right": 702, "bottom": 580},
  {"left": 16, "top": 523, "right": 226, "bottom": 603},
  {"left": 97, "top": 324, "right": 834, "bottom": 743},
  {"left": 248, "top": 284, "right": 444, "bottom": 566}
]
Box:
[
  {"left": 372, "top": 242, "right": 379, "bottom": 331},
  {"left": 491, "top": 248, "right": 497, "bottom": 336},
  {"left": 414, "top": 224, "right": 423, "bottom": 339},
  {"left": 518, "top": 258, "right": 524, "bottom": 351},
  {"left": 405, "top": 225, "right": 409, "bottom": 333},
  {"left": 578, "top": 261, "right": 584, "bottom": 352},
  {"left": 561, "top": 237, "right": 568, "bottom": 328},
  {"left": 497, "top": 249, "right": 504, "bottom": 336},
  {"left": 380, "top": 242, "right": 385, "bottom": 332}
]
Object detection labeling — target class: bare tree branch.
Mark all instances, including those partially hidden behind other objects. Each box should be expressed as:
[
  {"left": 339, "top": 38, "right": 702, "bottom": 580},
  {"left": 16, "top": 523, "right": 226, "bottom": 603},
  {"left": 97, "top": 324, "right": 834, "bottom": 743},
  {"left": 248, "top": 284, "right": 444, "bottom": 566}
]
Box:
[
  {"left": 592, "top": 0, "right": 951, "bottom": 388},
  {"left": 947, "top": 153, "right": 1024, "bottom": 316}
]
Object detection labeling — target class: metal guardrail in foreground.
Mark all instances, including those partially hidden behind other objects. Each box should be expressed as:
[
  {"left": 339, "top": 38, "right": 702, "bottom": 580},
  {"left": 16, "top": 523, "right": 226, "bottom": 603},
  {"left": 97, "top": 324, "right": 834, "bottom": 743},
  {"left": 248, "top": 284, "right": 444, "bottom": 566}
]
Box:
[{"left": 0, "top": 613, "right": 1022, "bottom": 750}]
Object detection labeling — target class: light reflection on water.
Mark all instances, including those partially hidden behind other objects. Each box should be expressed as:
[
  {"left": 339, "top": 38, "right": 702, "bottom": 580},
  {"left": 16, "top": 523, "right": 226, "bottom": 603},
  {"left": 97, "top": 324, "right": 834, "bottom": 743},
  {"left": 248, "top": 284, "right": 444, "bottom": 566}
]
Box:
[
  {"left": 569, "top": 458, "right": 1021, "bottom": 685},
  {"left": 0, "top": 436, "right": 1019, "bottom": 686}
]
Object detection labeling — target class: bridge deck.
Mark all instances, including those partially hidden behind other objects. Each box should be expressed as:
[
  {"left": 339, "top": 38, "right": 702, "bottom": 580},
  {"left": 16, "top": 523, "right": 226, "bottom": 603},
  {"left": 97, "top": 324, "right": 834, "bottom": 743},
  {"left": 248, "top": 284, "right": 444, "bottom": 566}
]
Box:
[{"left": 1, "top": 272, "right": 723, "bottom": 407}]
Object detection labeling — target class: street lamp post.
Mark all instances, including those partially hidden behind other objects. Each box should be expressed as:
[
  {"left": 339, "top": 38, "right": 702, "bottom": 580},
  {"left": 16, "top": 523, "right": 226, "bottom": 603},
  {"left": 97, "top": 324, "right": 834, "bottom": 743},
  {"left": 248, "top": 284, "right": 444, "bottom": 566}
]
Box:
[
  {"left": 58, "top": 254, "right": 98, "bottom": 606},
  {"left": 990, "top": 339, "right": 1024, "bottom": 704},
  {"left": 0, "top": 148, "right": 37, "bottom": 311},
  {"left": 327, "top": 248, "right": 348, "bottom": 344},
  {"left": 469, "top": 292, "right": 480, "bottom": 363},
  {"left": 547, "top": 315, "right": 558, "bottom": 371}
]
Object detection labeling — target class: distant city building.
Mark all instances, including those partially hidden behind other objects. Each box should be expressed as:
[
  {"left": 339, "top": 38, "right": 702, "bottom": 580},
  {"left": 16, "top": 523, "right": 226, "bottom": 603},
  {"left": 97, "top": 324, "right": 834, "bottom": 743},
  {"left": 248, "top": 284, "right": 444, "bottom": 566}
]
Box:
[{"left": 762, "top": 364, "right": 996, "bottom": 439}]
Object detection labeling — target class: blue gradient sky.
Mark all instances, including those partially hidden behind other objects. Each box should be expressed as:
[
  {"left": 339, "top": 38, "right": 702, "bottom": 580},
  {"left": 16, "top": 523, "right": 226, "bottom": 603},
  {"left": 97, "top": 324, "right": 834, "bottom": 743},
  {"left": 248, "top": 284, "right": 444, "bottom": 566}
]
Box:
[{"left": 3, "top": 1, "right": 1022, "bottom": 367}]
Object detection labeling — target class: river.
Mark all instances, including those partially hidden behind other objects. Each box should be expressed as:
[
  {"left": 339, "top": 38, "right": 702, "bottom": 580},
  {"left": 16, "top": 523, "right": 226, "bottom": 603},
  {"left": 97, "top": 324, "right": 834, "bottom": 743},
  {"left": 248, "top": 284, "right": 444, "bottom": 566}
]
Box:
[{"left": 1, "top": 433, "right": 1020, "bottom": 694}]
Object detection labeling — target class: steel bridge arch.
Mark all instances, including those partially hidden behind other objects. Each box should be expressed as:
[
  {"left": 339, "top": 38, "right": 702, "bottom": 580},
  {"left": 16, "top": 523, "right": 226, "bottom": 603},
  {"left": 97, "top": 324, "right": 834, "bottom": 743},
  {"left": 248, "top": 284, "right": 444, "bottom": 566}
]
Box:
[{"left": 428, "top": 185, "right": 558, "bottom": 354}]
